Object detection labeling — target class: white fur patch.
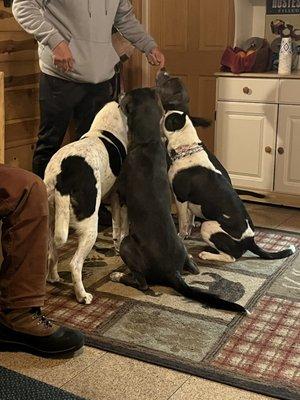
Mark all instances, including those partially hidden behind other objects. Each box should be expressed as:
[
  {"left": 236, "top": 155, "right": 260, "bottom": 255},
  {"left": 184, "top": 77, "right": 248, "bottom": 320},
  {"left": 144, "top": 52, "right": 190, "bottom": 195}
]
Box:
[{"left": 164, "top": 111, "right": 221, "bottom": 181}]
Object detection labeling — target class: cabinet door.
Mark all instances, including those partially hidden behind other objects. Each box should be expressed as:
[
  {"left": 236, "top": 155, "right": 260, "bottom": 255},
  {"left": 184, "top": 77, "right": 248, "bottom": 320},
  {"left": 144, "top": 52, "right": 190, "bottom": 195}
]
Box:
[
  {"left": 215, "top": 101, "right": 277, "bottom": 190},
  {"left": 274, "top": 105, "right": 300, "bottom": 195}
]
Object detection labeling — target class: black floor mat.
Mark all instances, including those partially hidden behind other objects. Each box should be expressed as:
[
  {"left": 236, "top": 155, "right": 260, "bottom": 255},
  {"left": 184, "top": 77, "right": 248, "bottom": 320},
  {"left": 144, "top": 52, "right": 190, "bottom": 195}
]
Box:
[{"left": 0, "top": 366, "right": 86, "bottom": 400}]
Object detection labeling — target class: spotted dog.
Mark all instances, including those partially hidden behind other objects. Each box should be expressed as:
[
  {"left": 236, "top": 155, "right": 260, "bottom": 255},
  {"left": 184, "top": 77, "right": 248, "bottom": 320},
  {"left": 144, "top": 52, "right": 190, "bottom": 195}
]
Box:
[
  {"left": 163, "top": 110, "right": 295, "bottom": 263},
  {"left": 110, "top": 88, "right": 246, "bottom": 313},
  {"left": 44, "top": 101, "right": 128, "bottom": 304}
]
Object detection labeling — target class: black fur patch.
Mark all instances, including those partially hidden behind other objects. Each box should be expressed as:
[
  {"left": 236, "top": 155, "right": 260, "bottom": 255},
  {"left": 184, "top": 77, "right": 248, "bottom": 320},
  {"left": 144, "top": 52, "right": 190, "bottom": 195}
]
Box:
[
  {"left": 172, "top": 166, "right": 249, "bottom": 238},
  {"left": 100, "top": 137, "right": 123, "bottom": 177},
  {"left": 101, "top": 130, "right": 127, "bottom": 162},
  {"left": 56, "top": 155, "right": 97, "bottom": 221},
  {"left": 165, "top": 113, "right": 187, "bottom": 132}
]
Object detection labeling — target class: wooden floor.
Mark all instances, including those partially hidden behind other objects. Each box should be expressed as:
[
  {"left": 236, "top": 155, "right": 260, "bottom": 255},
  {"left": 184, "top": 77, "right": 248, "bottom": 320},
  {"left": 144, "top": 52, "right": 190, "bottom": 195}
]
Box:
[{"left": 0, "top": 202, "right": 299, "bottom": 400}]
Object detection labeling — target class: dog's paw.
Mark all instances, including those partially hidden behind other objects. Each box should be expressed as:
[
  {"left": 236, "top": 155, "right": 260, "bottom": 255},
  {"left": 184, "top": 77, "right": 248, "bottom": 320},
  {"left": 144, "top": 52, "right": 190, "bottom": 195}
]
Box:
[
  {"left": 76, "top": 292, "right": 93, "bottom": 305},
  {"left": 86, "top": 249, "right": 103, "bottom": 261},
  {"left": 113, "top": 239, "right": 121, "bottom": 254},
  {"left": 110, "top": 272, "right": 125, "bottom": 282},
  {"left": 198, "top": 251, "right": 210, "bottom": 260},
  {"left": 47, "top": 273, "right": 63, "bottom": 283},
  {"left": 178, "top": 232, "right": 189, "bottom": 240}
]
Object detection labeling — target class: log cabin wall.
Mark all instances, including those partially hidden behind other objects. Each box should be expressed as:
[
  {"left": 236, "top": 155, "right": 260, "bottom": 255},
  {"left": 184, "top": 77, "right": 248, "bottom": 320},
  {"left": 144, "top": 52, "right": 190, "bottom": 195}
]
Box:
[
  {"left": 0, "top": 71, "right": 4, "bottom": 163},
  {"left": 0, "top": 0, "right": 142, "bottom": 170},
  {"left": 0, "top": 2, "right": 40, "bottom": 170},
  {"left": 0, "top": 0, "right": 143, "bottom": 171}
]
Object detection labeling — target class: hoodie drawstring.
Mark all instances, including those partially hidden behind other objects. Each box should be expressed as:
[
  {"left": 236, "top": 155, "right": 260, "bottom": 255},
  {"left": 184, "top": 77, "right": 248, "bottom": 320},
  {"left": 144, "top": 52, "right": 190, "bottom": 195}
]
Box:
[{"left": 88, "top": 1, "right": 107, "bottom": 17}]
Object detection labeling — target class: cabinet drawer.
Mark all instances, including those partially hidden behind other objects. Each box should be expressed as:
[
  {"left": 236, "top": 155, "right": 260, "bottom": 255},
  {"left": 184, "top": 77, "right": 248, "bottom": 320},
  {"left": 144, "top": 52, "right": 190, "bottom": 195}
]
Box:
[
  {"left": 279, "top": 79, "right": 300, "bottom": 104},
  {"left": 217, "top": 78, "right": 279, "bottom": 103}
]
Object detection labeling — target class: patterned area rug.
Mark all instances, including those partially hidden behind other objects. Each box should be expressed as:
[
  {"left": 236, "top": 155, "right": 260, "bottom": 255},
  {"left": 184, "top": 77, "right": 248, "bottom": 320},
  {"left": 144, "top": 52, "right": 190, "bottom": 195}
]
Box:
[{"left": 45, "top": 227, "right": 300, "bottom": 400}]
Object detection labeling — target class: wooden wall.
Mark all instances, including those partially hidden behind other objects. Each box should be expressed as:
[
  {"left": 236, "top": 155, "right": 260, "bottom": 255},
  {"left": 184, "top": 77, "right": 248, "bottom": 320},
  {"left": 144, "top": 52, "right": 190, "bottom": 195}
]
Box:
[
  {"left": 0, "top": 71, "right": 4, "bottom": 163},
  {"left": 0, "top": 1, "right": 143, "bottom": 171},
  {"left": 0, "top": 3, "right": 40, "bottom": 170}
]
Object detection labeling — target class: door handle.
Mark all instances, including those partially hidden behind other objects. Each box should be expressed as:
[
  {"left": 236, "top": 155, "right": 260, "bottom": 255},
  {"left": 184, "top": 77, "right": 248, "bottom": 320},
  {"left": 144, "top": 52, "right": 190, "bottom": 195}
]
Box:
[
  {"left": 265, "top": 146, "right": 272, "bottom": 154},
  {"left": 278, "top": 147, "right": 284, "bottom": 155}
]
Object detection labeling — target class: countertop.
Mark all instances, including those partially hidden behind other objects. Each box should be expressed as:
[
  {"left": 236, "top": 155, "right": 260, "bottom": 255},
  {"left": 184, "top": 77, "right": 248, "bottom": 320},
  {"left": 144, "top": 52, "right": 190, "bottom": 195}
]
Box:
[{"left": 215, "top": 71, "right": 300, "bottom": 79}]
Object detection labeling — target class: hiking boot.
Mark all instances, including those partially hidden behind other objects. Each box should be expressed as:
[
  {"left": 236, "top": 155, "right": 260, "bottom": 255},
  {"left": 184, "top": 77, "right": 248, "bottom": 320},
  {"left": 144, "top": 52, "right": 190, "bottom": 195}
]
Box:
[{"left": 0, "top": 307, "right": 84, "bottom": 358}]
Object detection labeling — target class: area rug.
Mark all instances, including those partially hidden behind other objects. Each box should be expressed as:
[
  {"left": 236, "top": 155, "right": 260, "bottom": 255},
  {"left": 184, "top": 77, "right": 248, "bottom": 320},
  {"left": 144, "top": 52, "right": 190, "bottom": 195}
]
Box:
[
  {"left": 0, "top": 366, "right": 85, "bottom": 400},
  {"left": 45, "top": 227, "right": 300, "bottom": 400}
]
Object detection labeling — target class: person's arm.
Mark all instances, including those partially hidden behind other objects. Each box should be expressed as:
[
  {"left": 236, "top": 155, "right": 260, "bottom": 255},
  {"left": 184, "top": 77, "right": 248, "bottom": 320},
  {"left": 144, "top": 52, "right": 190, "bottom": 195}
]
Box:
[
  {"left": 12, "top": 0, "right": 74, "bottom": 72},
  {"left": 114, "top": 0, "right": 165, "bottom": 67},
  {"left": 12, "top": 0, "right": 64, "bottom": 49}
]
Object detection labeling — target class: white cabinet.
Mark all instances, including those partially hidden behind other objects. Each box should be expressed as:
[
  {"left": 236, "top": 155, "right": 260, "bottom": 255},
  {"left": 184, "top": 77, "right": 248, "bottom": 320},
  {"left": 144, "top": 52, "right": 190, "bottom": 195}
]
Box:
[
  {"left": 215, "top": 102, "right": 277, "bottom": 191},
  {"left": 275, "top": 106, "right": 300, "bottom": 195},
  {"left": 215, "top": 73, "right": 300, "bottom": 206}
]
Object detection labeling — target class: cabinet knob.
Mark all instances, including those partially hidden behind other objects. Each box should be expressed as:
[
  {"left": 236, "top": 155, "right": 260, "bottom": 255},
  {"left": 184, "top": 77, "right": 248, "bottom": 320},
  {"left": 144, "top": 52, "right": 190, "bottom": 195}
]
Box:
[
  {"left": 265, "top": 146, "right": 272, "bottom": 154},
  {"left": 278, "top": 147, "right": 284, "bottom": 155},
  {"left": 243, "top": 87, "right": 251, "bottom": 94}
]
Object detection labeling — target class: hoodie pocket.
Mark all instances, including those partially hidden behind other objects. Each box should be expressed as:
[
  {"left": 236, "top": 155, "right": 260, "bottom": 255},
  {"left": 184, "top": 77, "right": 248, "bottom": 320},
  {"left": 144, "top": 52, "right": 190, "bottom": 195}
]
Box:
[{"left": 69, "top": 38, "right": 120, "bottom": 83}]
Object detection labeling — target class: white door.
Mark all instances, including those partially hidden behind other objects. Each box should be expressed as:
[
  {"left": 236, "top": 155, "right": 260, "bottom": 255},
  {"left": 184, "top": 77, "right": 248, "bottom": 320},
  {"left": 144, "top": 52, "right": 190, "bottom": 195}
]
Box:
[
  {"left": 274, "top": 105, "right": 300, "bottom": 195},
  {"left": 215, "top": 101, "right": 277, "bottom": 190}
]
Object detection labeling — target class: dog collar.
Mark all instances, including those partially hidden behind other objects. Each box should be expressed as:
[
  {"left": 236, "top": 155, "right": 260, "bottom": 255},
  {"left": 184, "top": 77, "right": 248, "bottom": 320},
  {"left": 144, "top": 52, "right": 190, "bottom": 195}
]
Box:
[{"left": 169, "top": 143, "right": 204, "bottom": 162}]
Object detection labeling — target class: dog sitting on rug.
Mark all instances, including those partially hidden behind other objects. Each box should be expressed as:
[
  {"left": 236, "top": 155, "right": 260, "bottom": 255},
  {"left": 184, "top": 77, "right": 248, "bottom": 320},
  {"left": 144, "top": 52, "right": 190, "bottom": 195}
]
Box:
[
  {"left": 44, "top": 101, "right": 128, "bottom": 304},
  {"left": 155, "top": 68, "right": 266, "bottom": 201},
  {"left": 162, "top": 110, "right": 295, "bottom": 263},
  {"left": 110, "top": 87, "right": 246, "bottom": 313}
]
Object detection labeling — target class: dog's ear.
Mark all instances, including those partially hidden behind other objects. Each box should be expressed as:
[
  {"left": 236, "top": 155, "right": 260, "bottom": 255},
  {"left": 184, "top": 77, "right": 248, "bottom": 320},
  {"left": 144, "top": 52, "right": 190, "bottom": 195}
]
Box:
[
  {"left": 190, "top": 116, "right": 211, "bottom": 128},
  {"left": 120, "top": 94, "right": 133, "bottom": 115},
  {"left": 164, "top": 112, "right": 187, "bottom": 132}
]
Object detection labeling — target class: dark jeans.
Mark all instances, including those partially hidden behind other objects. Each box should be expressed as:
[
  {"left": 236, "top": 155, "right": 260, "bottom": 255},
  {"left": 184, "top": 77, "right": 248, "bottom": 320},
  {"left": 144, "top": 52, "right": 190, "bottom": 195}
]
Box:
[{"left": 33, "top": 73, "right": 116, "bottom": 178}]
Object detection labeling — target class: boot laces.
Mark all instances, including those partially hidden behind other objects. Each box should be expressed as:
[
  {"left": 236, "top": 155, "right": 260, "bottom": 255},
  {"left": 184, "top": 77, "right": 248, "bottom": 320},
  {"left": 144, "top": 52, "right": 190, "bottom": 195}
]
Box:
[{"left": 32, "top": 309, "right": 53, "bottom": 328}]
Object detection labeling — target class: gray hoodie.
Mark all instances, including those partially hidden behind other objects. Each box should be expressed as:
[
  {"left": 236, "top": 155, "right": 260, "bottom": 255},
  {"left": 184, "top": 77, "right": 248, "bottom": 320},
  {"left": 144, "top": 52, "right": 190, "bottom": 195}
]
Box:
[{"left": 12, "top": 0, "right": 157, "bottom": 84}]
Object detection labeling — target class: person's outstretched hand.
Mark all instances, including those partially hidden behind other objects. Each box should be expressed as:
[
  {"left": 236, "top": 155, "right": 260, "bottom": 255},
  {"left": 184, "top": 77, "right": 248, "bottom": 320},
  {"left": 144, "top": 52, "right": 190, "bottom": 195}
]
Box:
[
  {"left": 52, "top": 41, "right": 74, "bottom": 72},
  {"left": 147, "top": 47, "right": 165, "bottom": 67}
]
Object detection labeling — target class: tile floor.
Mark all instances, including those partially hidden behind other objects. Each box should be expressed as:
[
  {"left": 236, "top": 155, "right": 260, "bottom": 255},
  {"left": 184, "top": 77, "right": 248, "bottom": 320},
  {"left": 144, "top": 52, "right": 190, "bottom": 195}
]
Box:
[{"left": 1, "top": 202, "right": 299, "bottom": 400}]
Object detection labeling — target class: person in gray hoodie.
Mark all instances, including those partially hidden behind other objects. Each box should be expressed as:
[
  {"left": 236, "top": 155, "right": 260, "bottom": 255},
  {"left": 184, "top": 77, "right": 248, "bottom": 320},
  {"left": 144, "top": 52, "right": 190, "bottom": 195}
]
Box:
[{"left": 12, "top": 0, "right": 165, "bottom": 178}]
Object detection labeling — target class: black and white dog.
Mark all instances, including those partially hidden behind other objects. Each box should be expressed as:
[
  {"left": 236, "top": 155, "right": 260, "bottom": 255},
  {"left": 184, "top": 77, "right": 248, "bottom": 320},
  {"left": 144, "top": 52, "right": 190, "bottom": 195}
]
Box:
[
  {"left": 162, "top": 110, "right": 295, "bottom": 263},
  {"left": 156, "top": 68, "right": 266, "bottom": 200},
  {"left": 110, "top": 88, "right": 246, "bottom": 313},
  {"left": 44, "top": 101, "right": 128, "bottom": 304}
]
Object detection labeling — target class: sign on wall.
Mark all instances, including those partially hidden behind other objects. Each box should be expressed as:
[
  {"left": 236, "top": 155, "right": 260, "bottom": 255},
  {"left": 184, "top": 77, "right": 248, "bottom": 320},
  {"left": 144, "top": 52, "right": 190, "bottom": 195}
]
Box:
[{"left": 267, "top": 0, "right": 300, "bottom": 14}]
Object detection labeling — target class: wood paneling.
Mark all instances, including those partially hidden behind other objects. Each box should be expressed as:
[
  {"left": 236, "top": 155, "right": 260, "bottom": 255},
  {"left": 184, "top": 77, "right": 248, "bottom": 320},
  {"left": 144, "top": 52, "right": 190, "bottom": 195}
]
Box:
[
  {"left": 162, "top": 0, "right": 188, "bottom": 51},
  {"left": 122, "top": 0, "right": 143, "bottom": 90},
  {"left": 0, "top": 2, "right": 39, "bottom": 169},
  {"left": 5, "top": 85, "right": 39, "bottom": 121},
  {"left": 0, "top": 72, "right": 4, "bottom": 163}
]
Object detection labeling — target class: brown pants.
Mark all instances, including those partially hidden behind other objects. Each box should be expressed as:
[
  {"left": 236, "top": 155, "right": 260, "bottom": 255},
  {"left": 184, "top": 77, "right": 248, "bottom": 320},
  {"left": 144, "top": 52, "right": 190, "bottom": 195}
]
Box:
[{"left": 0, "top": 164, "right": 48, "bottom": 309}]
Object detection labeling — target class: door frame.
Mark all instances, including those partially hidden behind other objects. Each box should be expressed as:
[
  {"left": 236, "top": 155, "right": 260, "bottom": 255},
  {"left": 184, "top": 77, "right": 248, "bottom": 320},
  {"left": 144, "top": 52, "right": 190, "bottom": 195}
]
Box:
[
  {"left": 0, "top": 72, "right": 4, "bottom": 164},
  {"left": 141, "top": 0, "right": 151, "bottom": 87}
]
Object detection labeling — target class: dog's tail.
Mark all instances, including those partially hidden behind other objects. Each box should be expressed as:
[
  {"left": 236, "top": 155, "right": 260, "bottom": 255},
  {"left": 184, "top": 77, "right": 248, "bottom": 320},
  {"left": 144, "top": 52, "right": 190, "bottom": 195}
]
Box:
[
  {"left": 54, "top": 190, "right": 70, "bottom": 247},
  {"left": 236, "top": 189, "right": 265, "bottom": 199},
  {"left": 169, "top": 272, "right": 247, "bottom": 313},
  {"left": 246, "top": 237, "right": 296, "bottom": 260},
  {"left": 190, "top": 116, "right": 211, "bottom": 128}
]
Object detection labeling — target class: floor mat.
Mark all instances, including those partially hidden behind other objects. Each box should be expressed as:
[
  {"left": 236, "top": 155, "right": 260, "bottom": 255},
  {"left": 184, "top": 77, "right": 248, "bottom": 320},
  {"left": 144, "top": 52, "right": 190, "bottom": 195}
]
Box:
[
  {"left": 0, "top": 366, "right": 86, "bottom": 400},
  {"left": 44, "top": 227, "right": 300, "bottom": 400}
]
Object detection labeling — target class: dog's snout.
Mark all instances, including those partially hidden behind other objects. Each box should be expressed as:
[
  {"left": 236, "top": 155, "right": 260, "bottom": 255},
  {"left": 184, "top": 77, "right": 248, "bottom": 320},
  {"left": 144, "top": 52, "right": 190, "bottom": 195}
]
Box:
[{"left": 155, "top": 68, "right": 170, "bottom": 86}]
